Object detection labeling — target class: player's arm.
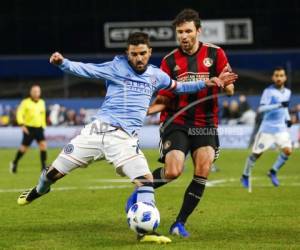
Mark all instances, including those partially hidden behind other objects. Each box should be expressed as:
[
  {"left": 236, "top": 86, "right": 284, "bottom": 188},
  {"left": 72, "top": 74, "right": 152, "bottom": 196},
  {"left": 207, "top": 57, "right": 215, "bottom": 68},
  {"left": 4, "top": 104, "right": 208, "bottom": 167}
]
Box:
[
  {"left": 258, "top": 103, "right": 283, "bottom": 113},
  {"left": 285, "top": 108, "right": 292, "bottom": 127},
  {"left": 224, "top": 84, "right": 234, "bottom": 96},
  {"left": 216, "top": 47, "right": 235, "bottom": 96},
  {"left": 257, "top": 89, "right": 287, "bottom": 113},
  {"left": 41, "top": 100, "right": 47, "bottom": 129},
  {"left": 16, "top": 101, "right": 25, "bottom": 126},
  {"left": 50, "top": 52, "right": 113, "bottom": 80},
  {"left": 16, "top": 100, "right": 29, "bottom": 134},
  {"left": 161, "top": 67, "right": 237, "bottom": 94},
  {"left": 147, "top": 95, "right": 170, "bottom": 115},
  {"left": 284, "top": 91, "right": 292, "bottom": 127},
  {"left": 148, "top": 74, "right": 236, "bottom": 116}
]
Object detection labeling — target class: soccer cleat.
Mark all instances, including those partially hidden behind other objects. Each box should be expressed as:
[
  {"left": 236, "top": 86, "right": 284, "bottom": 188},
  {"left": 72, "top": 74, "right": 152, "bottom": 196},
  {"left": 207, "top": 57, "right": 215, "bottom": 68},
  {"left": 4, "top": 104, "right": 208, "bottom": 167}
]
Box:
[
  {"left": 137, "top": 232, "right": 171, "bottom": 244},
  {"left": 267, "top": 171, "right": 279, "bottom": 187},
  {"left": 17, "top": 187, "right": 49, "bottom": 206},
  {"left": 240, "top": 175, "right": 249, "bottom": 188},
  {"left": 9, "top": 161, "right": 17, "bottom": 174},
  {"left": 169, "top": 222, "right": 190, "bottom": 238},
  {"left": 125, "top": 189, "right": 138, "bottom": 213}
]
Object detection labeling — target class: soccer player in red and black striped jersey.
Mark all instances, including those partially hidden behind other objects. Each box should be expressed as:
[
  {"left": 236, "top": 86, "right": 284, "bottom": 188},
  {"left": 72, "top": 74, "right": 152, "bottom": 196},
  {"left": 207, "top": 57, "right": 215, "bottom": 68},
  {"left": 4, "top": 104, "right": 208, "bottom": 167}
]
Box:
[{"left": 148, "top": 9, "right": 236, "bottom": 237}]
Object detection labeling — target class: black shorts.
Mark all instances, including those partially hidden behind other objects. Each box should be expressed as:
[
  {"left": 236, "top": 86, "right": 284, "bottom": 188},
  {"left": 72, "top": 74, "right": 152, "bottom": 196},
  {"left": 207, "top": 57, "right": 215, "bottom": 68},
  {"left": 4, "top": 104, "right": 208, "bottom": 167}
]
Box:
[
  {"left": 21, "top": 126, "right": 45, "bottom": 146},
  {"left": 159, "top": 124, "right": 220, "bottom": 163}
]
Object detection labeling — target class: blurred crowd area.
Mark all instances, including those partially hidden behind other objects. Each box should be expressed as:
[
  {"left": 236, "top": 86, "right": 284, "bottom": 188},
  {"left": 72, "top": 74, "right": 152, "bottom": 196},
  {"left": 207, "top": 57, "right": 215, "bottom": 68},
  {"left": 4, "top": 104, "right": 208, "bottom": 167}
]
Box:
[
  {"left": 1, "top": 95, "right": 300, "bottom": 127},
  {"left": 0, "top": 104, "right": 97, "bottom": 127},
  {"left": 219, "top": 95, "right": 300, "bottom": 126}
]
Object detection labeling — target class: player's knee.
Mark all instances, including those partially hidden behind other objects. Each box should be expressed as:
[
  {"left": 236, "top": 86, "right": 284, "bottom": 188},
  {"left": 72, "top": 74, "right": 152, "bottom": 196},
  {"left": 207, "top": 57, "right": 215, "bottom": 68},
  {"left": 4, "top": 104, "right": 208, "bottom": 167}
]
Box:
[
  {"left": 20, "top": 145, "right": 28, "bottom": 152},
  {"left": 46, "top": 167, "right": 64, "bottom": 182},
  {"left": 164, "top": 167, "right": 182, "bottom": 180},
  {"left": 164, "top": 151, "right": 184, "bottom": 179},
  {"left": 39, "top": 141, "right": 47, "bottom": 151},
  {"left": 194, "top": 163, "right": 211, "bottom": 177},
  {"left": 282, "top": 147, "right": 292, "bottom": 156},
  {"left": 121, "top": 156, "right": 151, "bottom": 182}
]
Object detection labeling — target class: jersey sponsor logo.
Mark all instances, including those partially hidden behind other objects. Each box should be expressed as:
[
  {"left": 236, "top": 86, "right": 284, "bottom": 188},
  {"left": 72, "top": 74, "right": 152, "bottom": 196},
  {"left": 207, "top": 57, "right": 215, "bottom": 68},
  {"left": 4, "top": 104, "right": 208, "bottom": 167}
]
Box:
[
  {"left": 123, "top": 79, "right": 155, "bottom": 96},
  {"left": 177, "top": 72, "right": 210, "bottom": 82},
  {"left": 203, "top": 57, "right": 214, "bottom": 67},
  {"left": 64, "top": 144, "right": 74, "bottom": 154}
]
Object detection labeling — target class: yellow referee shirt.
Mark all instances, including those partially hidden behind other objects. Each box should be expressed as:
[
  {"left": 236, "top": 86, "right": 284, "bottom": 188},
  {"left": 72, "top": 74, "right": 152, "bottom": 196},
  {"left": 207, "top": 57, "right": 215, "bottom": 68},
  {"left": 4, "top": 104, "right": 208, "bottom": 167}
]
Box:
[{"left": 16, "top": 98, "right": 46, "bottom": 128}]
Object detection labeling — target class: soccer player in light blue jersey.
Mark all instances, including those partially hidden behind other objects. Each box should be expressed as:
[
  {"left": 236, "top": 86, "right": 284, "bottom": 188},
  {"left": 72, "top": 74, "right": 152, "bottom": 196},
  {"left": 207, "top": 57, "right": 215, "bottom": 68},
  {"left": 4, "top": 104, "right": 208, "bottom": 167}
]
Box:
[
  {"left": 241, "top": 67, "right": 292, "bottom": 189},
  {"left": 17, "top": 32, "right": 237, "bottom": 243}
]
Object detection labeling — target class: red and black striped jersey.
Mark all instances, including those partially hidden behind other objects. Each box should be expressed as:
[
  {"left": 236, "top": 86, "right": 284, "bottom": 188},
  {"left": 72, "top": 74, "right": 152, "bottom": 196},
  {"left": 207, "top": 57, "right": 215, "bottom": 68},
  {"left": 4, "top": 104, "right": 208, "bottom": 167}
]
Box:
[{"left": 159, "top": 42, "right": 229, "bottom": 127}]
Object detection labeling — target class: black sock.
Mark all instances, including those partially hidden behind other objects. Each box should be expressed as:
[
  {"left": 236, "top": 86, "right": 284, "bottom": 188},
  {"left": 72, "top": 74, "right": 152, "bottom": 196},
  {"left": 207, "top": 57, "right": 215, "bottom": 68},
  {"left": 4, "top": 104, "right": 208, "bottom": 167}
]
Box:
[
  {"left": 176, "top": 175, "right": 207, "bottom": 224},
  {"left": 152, "top": 167, "right": 168, "bottom": 189},
  {"left": 13, "top": 150, "right": 24, "bottom": 164},
  {"left": 40, "top": 150, "right": 47, "bottom": 169}
]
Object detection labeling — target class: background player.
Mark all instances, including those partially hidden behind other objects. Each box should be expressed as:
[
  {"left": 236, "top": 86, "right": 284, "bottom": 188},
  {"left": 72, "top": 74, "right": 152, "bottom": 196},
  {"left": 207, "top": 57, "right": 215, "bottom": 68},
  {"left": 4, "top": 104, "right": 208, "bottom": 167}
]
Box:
[
  {"left": 17, "top": 32, "right": 237, "bottom": 243},
  {"left": 10, "top": 85, "right": 47, "bottom": 173},
  {"left": 129, "top": 9, "right": 235, "bottom": 237},
  {"left": 241, "top": 67, "right": 292, "bottom": 188}
]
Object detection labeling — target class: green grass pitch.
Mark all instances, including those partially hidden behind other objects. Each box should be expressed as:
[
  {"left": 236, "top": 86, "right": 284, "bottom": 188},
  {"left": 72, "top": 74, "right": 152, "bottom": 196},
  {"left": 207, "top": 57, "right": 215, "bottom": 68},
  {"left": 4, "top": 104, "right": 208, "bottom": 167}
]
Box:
[{"left": 0, "top": 148, "right": 299, "bottom": 250}]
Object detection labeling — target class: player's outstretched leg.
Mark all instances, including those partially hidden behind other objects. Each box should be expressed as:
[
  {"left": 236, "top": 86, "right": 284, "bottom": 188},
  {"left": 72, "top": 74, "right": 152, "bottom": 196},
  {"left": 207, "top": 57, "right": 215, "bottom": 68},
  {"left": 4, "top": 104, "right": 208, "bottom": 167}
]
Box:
[
  {"left": 241, "top": 154, "right": 259, "bottom": 188},
  {"left": 17, "top": 167, "right": 63, "bottom": 205},
  {"left": 123, "top": 157, "right": 171, "bottom": 244},
  {"left": 126, "top": 176, "right": 171, "bottom": 244},
  {"left": 17, "top": 187, "right": 50, "bottom": 206}
]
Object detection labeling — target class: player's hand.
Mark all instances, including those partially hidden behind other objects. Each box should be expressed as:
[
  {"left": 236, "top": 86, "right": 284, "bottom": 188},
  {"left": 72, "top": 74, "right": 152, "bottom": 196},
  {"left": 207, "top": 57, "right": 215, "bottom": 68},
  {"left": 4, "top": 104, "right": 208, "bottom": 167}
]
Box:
[
  {"left": 286, "top": 120, "right": 292, "bottom": 127},
  {"left": 281, "top": 101, "right": 289, "bottom": 107},
  {"left": 205, "top": 77, "right": 224, "bottom": 88},
  {"left": 218, "top": 66, "right": 238, "bottom": 87},
  {"left": 50, "top": 52, "right": 64, "bottom": 66},
  {"left": 21, "top": 126, "right": 29, "bottom": 135}
]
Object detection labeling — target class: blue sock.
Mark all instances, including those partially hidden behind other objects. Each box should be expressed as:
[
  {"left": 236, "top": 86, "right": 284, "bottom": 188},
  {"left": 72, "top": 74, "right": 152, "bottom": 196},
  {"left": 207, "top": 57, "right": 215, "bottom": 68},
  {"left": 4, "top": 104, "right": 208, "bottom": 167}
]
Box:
[
  {"left": 136, "top": 186, "right": 155, "bottom": 205},
  {"left": 36, "top": 170, "right": 53, "bottom": 194},
  {"left": 272, "top": 152, "right": 289, "bottom": 172},
  {"left": 243, "top": 154, "right": 257, "bottom": 176}
]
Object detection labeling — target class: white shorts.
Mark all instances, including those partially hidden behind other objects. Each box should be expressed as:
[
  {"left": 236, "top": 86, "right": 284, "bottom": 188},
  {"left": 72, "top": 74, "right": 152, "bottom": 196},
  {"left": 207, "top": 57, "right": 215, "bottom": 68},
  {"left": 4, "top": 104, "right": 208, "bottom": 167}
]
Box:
[
  {"left": 252, "top": 131, "right": 292, "bottom": 154},
  {"left": 52, "top": 120, "right": 150, "bottom": 180}
]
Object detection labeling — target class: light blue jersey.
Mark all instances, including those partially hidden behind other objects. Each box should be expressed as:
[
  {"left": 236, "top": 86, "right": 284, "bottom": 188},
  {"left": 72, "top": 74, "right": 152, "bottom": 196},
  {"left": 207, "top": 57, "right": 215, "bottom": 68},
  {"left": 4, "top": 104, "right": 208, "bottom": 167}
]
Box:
[
  {"left": 59, "top": 55, "right": 206, "bottom": 135},
  {"left": 259, "top": 84, "right": 291, "bottom": 134}
]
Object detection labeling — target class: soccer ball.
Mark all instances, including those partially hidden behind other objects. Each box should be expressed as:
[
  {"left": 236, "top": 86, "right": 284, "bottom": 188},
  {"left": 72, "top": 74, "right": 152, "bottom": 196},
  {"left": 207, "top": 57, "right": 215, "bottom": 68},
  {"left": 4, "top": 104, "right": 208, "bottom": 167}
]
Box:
[{"left": 127, "top": 202, "right": 160, "bottom": 234}]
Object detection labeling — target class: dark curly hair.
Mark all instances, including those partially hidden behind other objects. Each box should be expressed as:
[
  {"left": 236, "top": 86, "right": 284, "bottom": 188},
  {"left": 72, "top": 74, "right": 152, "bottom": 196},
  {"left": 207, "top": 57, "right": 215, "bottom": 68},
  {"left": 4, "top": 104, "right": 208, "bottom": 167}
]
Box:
[
  {"left": 127, "top": 32, "right": 150, "bottom": 47},
  {"left": 172, "top": 8, "right": 201, "bottom": 29}
]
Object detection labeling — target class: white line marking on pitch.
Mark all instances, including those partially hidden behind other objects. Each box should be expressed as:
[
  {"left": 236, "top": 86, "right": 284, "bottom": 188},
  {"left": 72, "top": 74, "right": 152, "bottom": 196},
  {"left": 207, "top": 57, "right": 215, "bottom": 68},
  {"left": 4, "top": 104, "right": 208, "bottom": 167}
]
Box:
[
  {"left": 0, "top": 176, "right": 299, "bottom": 193},
  {"left": 0, "top": 185, "right": 132, "bottom": 193}
]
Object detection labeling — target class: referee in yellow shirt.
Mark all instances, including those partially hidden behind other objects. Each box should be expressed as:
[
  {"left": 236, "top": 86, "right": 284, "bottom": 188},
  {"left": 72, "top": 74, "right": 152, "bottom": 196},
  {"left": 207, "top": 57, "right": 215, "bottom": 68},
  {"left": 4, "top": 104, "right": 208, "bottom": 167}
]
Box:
[{"left": 10, "top": 85, "right": 47, "bottom": 173}]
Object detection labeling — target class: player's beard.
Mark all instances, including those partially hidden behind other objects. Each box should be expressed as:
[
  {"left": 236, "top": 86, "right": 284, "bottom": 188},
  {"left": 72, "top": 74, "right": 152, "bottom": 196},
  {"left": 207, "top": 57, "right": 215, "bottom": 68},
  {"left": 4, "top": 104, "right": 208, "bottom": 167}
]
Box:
[
  {"left": 180, "top": 38, "right": 197, "bottom": 54},
  {"left": 274, "top": 81, "right": 284, "bottom": 88},
  {"left": 134, "top": 62, "right": 147, "bottom": 73}
]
